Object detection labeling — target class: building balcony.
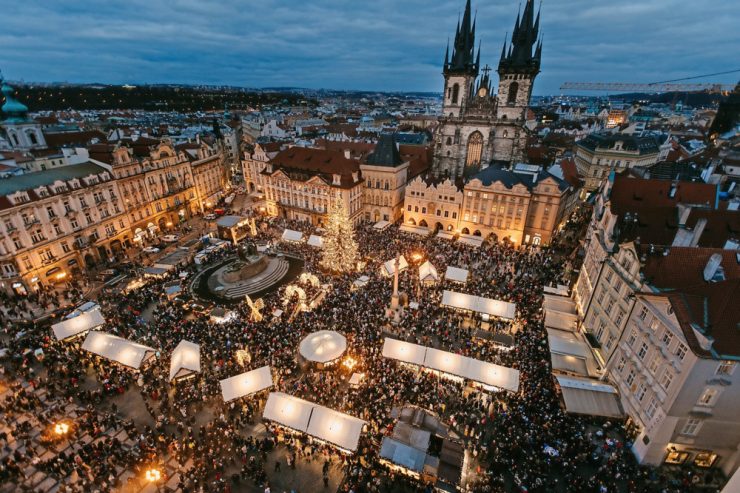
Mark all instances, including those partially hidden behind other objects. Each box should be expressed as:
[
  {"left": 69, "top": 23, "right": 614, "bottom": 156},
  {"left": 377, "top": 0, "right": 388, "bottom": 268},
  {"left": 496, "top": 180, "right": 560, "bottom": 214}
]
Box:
[
  {"left": 24, "top": 219, "right": 40, "bottom": 227},
  {"left": 5, "top": 225, "right": 17, "bottom": 233}
]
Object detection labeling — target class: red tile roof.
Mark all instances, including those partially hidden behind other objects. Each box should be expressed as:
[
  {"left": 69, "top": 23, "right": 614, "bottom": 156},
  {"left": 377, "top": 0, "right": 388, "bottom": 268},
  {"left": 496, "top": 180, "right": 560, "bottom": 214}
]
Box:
[
  {"left": 267, "top": 147, "right": 361, "bottom": 189},
  {"left": 559, "top": 157, "right": 583, "bottom": 188},
  {"left": 609, "top": 173, "right": 717, "bottom": 215},
  {"left": 42, "top": 130, "right": 107, "bottom": 148},
  {"left": 641, "top": 246, "right": 740, "bottom": 290}
]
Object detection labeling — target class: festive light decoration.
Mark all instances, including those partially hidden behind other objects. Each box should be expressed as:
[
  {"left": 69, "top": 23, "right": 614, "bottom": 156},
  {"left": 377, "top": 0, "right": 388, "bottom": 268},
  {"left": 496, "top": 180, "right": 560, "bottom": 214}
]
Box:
[
  {"left": 245, "top": 295, "right": 265, "bottom": 322},
  {"left": 320, "top": 199, "right": 359, "bottom": 273},
  {"left": 54, "top": 422, "right": 70, "bottom": 436},
  {"left": 145, "top": 468, "right": 162, "bottom": 482},
  {"left": 343, "top": 356, "right": 358, "bottom": 371}
]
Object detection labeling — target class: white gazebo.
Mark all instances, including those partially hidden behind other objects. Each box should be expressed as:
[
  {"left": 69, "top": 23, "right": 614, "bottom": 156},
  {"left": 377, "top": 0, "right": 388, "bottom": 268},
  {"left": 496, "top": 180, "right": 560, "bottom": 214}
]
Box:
[
  {"left": 81, "top": 332, "right": 156, "bottom": 370},
  {"left": 444, "top": 266, "right": 469, "bottom": 283},
  {"left": 307, "top": 235, "right": 323, "bottom": 248},
  {"left": 282, "top": 229, "right": 304, "bottom": 242},
  {"left": 52, "top": 308, "right": 105, "bottom": 341},
  {"left": 299, "top": 330, "right": 347, "bottom": 367},
  {"left": 418, "top": 261, "right": 439, "bottom": 284},
  {"left": 220, "top": 366, "right": 274, "bottom": 402},
  {"left": 169, "top": 340, "right": 201, "bottom": 381}
]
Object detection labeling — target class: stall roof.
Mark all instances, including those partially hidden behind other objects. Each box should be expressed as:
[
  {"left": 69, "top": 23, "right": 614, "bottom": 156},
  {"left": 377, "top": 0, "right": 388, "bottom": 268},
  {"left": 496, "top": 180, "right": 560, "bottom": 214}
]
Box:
[
  {"left": 457, "top": 234, "right": 483, "bottom": 248},
  {"left": 436, "top": 231, "right": 455, "bottom": 240},
  {"left": 556, "top": 375, "right": 623, "bottom": 418},
  {"left": 307, "top": 235, "right": 323, "bottom": 248},
  {"left": 545, "top": 310, "right": 579, "bottom": 332},
  {"left": 419, "top": 261, "right": 439, "bottom": 282},
  {"left": 143, "top": 266, "right": 169, "bottom": 277},
  {"left": 544, "top": 284, "right": 570, "bottom": 296},
  {"left": 169, "top": 340, "right": 201, "bottom": 381},
  {"left": 543, "top": 294, "right": 578, "bottom": 315},
  {"left": 382, "top": 338, "right": 427, "bottom": 367},
  {"left": 380, "top": 438, "right": 427, "bottom": 473},
  {"left": 307, "top": 404, "right": 366, "bottom": 452},
  {"left": 52, "top": 308, "right": 105, "bottom": 341},
  {"left": 444, "top": 266, "right": 469, "bottom": 283},
  {"left": 281, "top": 229, "right": 304, "bottom": 242},
  {"left": 299, "top": 330, "right": 347, "bottom": 363},
  {"left": 399, "top": 224, "right": 431, "bottom": 236},
  {"left": 373, "top": 220, "right": 390, "bottom": 230},
  {"left": 220, "top": 366, "right": 273, "bottom": 402},
  {"left": 353, "top": 275, "right": 370, "bottom": 288},
  {"left": 81, "top": 332, "right": 156, "bottom": 369},
  {"left": 381, "top": 255, "right": 408, "bottom": 277},
  {"left": 263, "top": 392, "right": 313, "bottom": 432},
  {"left": 216, "top": 215, "right": 247, "bottom": 228},
  {"left": 441, "top": 290, "right": 516, "bottom": 320},
  {"left": 547, "top": 329, "right": 591, "bottom": 359}
]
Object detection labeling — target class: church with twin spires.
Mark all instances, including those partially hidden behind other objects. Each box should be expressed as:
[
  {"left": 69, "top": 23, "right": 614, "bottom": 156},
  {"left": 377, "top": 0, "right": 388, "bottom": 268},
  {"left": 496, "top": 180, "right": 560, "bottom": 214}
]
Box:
[{"left": 432, "top": 0, "right": 543, "bottom": 178}]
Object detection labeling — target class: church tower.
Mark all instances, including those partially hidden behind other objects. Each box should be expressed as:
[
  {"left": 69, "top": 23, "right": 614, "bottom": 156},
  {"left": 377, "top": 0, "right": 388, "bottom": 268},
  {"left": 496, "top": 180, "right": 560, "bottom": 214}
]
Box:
[
  {"left": 441, "top": 0, "right": 480, "bottom": 119},
  {"left": 0, "top": 72, "right": 46, "bottom": 151}
]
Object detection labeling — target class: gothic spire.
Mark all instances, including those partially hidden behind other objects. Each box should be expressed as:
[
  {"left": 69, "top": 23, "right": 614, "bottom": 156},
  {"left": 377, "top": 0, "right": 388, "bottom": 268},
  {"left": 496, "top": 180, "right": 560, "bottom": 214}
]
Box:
[
  {"left": 444, "top": 39, "right": 450, "bottom": 67},
  {"left": 445, "top": 0, "right": 479, "bottom": 76},
  {"left": 498, "top": 0, "right": 542, "bottom": 75}
]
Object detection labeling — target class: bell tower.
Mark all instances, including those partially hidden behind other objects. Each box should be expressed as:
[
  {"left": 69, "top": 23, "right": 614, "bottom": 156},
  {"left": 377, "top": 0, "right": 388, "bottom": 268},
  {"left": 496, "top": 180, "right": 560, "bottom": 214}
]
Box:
[{"left": 441, "top": 0, "right": 480, "bottom": 119}]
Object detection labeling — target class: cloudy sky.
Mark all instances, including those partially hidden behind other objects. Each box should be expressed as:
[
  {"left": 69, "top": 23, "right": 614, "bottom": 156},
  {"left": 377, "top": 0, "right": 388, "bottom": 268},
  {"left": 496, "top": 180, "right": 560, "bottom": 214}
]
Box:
[{"left": 2, "top": 0, "right": 738, "bottom": 94}]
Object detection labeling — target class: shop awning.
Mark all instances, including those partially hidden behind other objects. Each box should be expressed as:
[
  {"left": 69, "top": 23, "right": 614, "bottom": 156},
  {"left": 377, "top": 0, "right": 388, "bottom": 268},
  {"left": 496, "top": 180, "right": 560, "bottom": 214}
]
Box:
[
  {"left": 373, "top": 220, "right": 390, "bottom": 230},
  {"left": 379, "top": 438, "right": 427, "bottom": 473},
  {"left": 81, "top": 332, "right": 156, "bottom": 369},
  {"left": 263, "top": 392, "right": 313, "bottom": 432},
  {"left": 545, "top": 310, "right": 579, "bottom": 332},
  {"left": 52, "top": 308, "right": 105, "bottom": 341},
  {"left": 169, "top": 340, "right": 200, "bottom": 381},
  {"left": 382, "top": 338, "right": 427, "bottom": 366},
  {"left": 556, "top": 375, "right": 623, "bottom": 418},
  {"left": 441, "top": 290, "right": 516, "bottom": 320},
  {"left": 457, "top": 234, "right": 483, "bottom": 248},
  {"left": 307, "top": 235, "right": 323, "bottom": 248},
  {"left": 436, "top": 231, "right": 455, "bottom": 240},
  {"left": 45, "top": 267, "right": 61, "bottom": 277},
  {"left": 220, "top": 366, "right": 273, "bottom": 402},
  {"left": 281, "top": 229, "right": 304, "bottom": 242}
]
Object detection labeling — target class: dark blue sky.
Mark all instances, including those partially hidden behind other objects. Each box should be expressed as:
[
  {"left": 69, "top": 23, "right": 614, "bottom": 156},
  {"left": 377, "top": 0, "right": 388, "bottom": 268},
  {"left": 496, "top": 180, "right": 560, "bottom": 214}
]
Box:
[{"left": 2, "top": 0, "right": 738, "bottom": 95}]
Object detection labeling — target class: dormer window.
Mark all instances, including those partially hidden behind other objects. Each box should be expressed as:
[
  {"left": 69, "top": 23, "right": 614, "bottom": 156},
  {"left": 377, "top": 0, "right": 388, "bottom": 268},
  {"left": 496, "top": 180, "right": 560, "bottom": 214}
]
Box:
[{"left": 332, "top": 174, "right": 341, "bottom": 186}]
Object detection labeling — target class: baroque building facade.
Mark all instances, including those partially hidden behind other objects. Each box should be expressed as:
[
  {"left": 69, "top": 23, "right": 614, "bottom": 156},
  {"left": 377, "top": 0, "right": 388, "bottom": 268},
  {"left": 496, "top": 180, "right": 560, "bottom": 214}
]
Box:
[{"left": 432, "top": 0, "right": 542, "bottom": 178}]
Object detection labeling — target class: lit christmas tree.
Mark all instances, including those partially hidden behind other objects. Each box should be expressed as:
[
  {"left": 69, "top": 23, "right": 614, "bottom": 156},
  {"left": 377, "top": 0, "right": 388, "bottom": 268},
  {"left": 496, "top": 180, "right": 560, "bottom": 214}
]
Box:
[{"left": 320, "top": 197, "right": 359, "bottom": 273}]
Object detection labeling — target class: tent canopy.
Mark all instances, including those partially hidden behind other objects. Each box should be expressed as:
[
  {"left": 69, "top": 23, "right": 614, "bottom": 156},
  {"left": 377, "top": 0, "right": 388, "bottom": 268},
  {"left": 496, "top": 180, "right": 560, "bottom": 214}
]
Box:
[
  {"left": 544, "top": 284, "right": 570, "bottom": 296},
  {"left": 380, "top": 438, "right": 427, "bottom": 472},
  {"left": 457, "top": 234, "right": 483, "bottom": 248},
  {"left": 373, "top": 220, "right": 390, "bottom": 230},
  {"left": 220, "top": 366, "right": 273, "bottom": 402},
  {"left": 307, "top": 235, "right": 323, "bottom": 248},
  {"left": 399, "top": 224, "right": 430, "bottom": 236},
  {"left": 299, "top": 330, "right": 347, "bottom": 363},
  {"left": 52, "top": 308, "right": 105, "bottom": 341},
  {"left": 444, "top": 266, "right": 469, "bottom": 283},
  {"left": 436, "top": 230, "right": 455, "bottom": 240},
  {"left": 382, "top": 338, "right": 519, "bottom": 392},
  {"left": 282, "top": 229, "right": 304, "bottom": 242},
  {"left": 169, "top": 340, "right": 201, "bottom": 381},
  {"left": 556, "top": 375, "right": 623, "bottom": 418},
  {"left": 545, "top": 310, "right": 579, "bottom": 332},
  {"left": 418, "top": 261, "right": 439, "bottom": 282},
  {"left": 441, "top": 290, "right": 516, "bottom": 320},
  {"left": 81, "top": 332, "right": 156, "bottom": 369},
  {"left": 381, "top": 256, "right": 408, "bottom": 277},
  {"left": 547, "top": 329, "right": 591, "bottom": 359},
  {"left": 263, "top": 392, "right": 366, "bottom": 452},
  {"left": 543, "top": 294, "right": 578, "bottom": 315}
]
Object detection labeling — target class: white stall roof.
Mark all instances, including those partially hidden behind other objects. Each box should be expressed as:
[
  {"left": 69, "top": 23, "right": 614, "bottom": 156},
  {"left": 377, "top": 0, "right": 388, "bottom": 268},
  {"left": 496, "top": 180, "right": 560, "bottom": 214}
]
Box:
[
  {"left": 382, "top": 338, "right": 427, "bottom": 366},
  {"left": 444, "top": 266, "right": 469, "bottom": 283},
  {"left": 380, "top": 438, "right": 427, "bottom": 472},
  {"left": 556, "top": 376, "right": 623, "bottom": 418},
  {"left": 64, "top": 301, "right": 99, "bottom": 319},
  {"left": 353, "top": 275, "right": 370, "bottom": 288},
  {"left": 399, "top": 224, "right": 430, "bottom": 236},
  {"left": 545, "top": 310, "right": 579, "bottom": 332},
  {"left": 436, "top": 230, "right": 455, "bottom": 240},
  {"left": 381, "top": 255, "right": 408, "bottom": 277},
  {"left": 544, "top": 284, "right": 570, "bottom": 296},
  {"left": 81, "top": 332, "right": 156, "bottom": 369},
  {"left": 441, "top": 290, "right": 516, "bottom": 320},
  {"left": 418, "top": 261, "right": 439, "bottom": 282},
  {"left": 169, "top": 340, "right": 201, "bottom": 381},
  {"left": 299, "top": 330, "right": 347, "bottom": 363},
  {"left": 263, "top": 392, "right": 313, "bottom": 432},
  {"left": 457, "top": 234, "right": 483, "bottom": 248},
  {"left": 52, "top": 308, "right": 105, "bottom": 341},
  {"left": 547, "top": 329, "right": 591, "bottom": 359},
  {"left": 220, "top": 366, "right": 273, "bottom": 402},
  {"left": 281, "top": 229, "right": 304, "bottom": 242},
  {"left": 373, "top": 220, "right": 390, "bottom": 230},
  {"left": 306, "top": 405, "right": 366, "bottom": 452},
  {"left": 543, "top": 294, "right": 578, "bottom": 315},
  {"left": 307, "top": 235, "right": 323, "bottom": 248}
]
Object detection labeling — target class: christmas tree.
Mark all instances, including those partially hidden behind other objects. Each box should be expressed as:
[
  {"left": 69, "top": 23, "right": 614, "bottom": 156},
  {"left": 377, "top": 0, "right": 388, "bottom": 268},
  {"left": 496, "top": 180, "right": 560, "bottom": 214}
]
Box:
[{"left": 320, "top": 198, "right": 359, "bottom": 273}]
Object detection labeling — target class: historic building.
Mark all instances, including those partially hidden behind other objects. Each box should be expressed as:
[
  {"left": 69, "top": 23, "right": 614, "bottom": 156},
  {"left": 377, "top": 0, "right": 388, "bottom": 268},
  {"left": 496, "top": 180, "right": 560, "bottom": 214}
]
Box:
[
  {"left": 0, "top": 163, "right": 131, "bottom": 295},
  {"left": 360, "top": 135, "right": 411, "bottom": 224},
  {"left": 432, "top": 0, "right": 542, "bottom": 178}
]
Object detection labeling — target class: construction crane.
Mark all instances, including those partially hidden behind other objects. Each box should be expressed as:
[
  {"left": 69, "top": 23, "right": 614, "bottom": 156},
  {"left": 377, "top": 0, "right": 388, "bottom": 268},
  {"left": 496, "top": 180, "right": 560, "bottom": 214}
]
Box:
[{"left": 560, "top": 69, "right": 739, "bottom": 94}]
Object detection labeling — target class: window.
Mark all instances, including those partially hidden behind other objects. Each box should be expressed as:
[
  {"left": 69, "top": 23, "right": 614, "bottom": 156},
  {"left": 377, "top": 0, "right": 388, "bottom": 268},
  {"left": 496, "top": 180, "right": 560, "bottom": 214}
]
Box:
[
  {"left": 626, "top": 369, "right": 636, "bottom": 386},
  {"left": 661, "top": 331, "right": 673, "bottom": 348},
  {"left": 716, "top": 361, "right": 736, "bottom": 376},
  {"left": 660, "top": 369, "right": 673, "bottom": 391},
  {"left": 675, "top": 343, "right": 688, "bottom": 361},
  {"left": 627, "top": 329, "right": 637, "bottom": 346},
  {"left": 697, "top": 387, "right": 719, "bottom": 407},
  {"left": 638, "top": 305, "right": 648, "bottom": 321},
  {"left": 61, "top": 242, "right": 70, "bottom": 253},
  {"left": 605, "top": 334, "right": 616, "bottom": 351},
  {"left": 636, "top": 383, "right": 647, "bottom": 402},
  {"left": 645, "top": 397, "right": 659, "bottom": 419},
  {"left": 681, "top": 418, "right": 703, "bottom": 437},
  {"left": 638, "top": 342, "right": 649, "bottom": 360},
  {"left": 451, "top": 83, "right": 460, "bottom": 104},
  {"left": 649, "top": 356, "right": 660, "bottom": 375},
  {"left": 615, "top": 309, "right": 625, "bottom": 327},
  {"left": 507, "top": 81, "right": 519, "bottom": 105},
  {"left": 617, "top": 356, "right": 626, "bottom": 373},
  {"left": 407, "top": 205, "right": 412, "bottom": 212},
  {"left": 465, "top": 131, "right": 484, "bottom": 169}
]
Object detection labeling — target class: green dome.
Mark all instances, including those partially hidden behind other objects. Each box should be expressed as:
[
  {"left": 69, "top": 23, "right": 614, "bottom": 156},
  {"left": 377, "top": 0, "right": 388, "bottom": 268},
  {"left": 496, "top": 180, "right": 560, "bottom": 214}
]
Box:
[{"left": 2, "top": 82, "right": 29, "bottom": 118}]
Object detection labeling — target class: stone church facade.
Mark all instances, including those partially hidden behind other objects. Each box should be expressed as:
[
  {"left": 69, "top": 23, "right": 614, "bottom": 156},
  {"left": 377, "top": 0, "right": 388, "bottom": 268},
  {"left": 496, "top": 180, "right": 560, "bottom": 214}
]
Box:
[{"left": 432, "top": 0, "right": 543, "bottom": 179}]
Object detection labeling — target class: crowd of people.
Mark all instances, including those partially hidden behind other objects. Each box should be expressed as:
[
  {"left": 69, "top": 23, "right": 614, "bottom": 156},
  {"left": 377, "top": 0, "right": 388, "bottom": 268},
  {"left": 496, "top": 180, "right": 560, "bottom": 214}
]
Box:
[{"left": 0, "top": 206, "right": 725, "bottom": 493}]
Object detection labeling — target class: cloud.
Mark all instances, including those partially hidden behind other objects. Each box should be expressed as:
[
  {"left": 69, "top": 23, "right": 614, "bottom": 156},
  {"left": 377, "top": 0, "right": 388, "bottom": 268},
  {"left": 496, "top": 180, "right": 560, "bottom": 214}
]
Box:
[{"left": 1, "top": 0, "right": 738, "bottom": 94}]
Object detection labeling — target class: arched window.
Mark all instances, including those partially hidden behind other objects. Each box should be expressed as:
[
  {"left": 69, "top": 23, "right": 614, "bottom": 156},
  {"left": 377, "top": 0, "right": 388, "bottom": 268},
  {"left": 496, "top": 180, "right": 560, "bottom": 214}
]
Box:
[
  {"left": 446, "top": 137, "right": 452, "bottom": 146},
  {"left": 507, "top": 81, "right": 519, "bottom": 105},
  {"left": 10, "top": 133, "right": 19, "bottom": 146},
  {"left": 465, "top": 131, "right": 484, "bottom": 168},
  {"left": 28, "top": 132, "right": 38, "bottom": 145},
  {"left": 452, "top": 83, "right": 460, "bottom": 104}
]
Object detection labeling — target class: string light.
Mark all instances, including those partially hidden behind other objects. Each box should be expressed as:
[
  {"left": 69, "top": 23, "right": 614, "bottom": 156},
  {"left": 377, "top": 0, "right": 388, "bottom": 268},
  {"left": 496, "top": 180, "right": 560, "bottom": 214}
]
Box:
[{"left": 320, "top": 199, "right": 359, "bottom": 273}]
